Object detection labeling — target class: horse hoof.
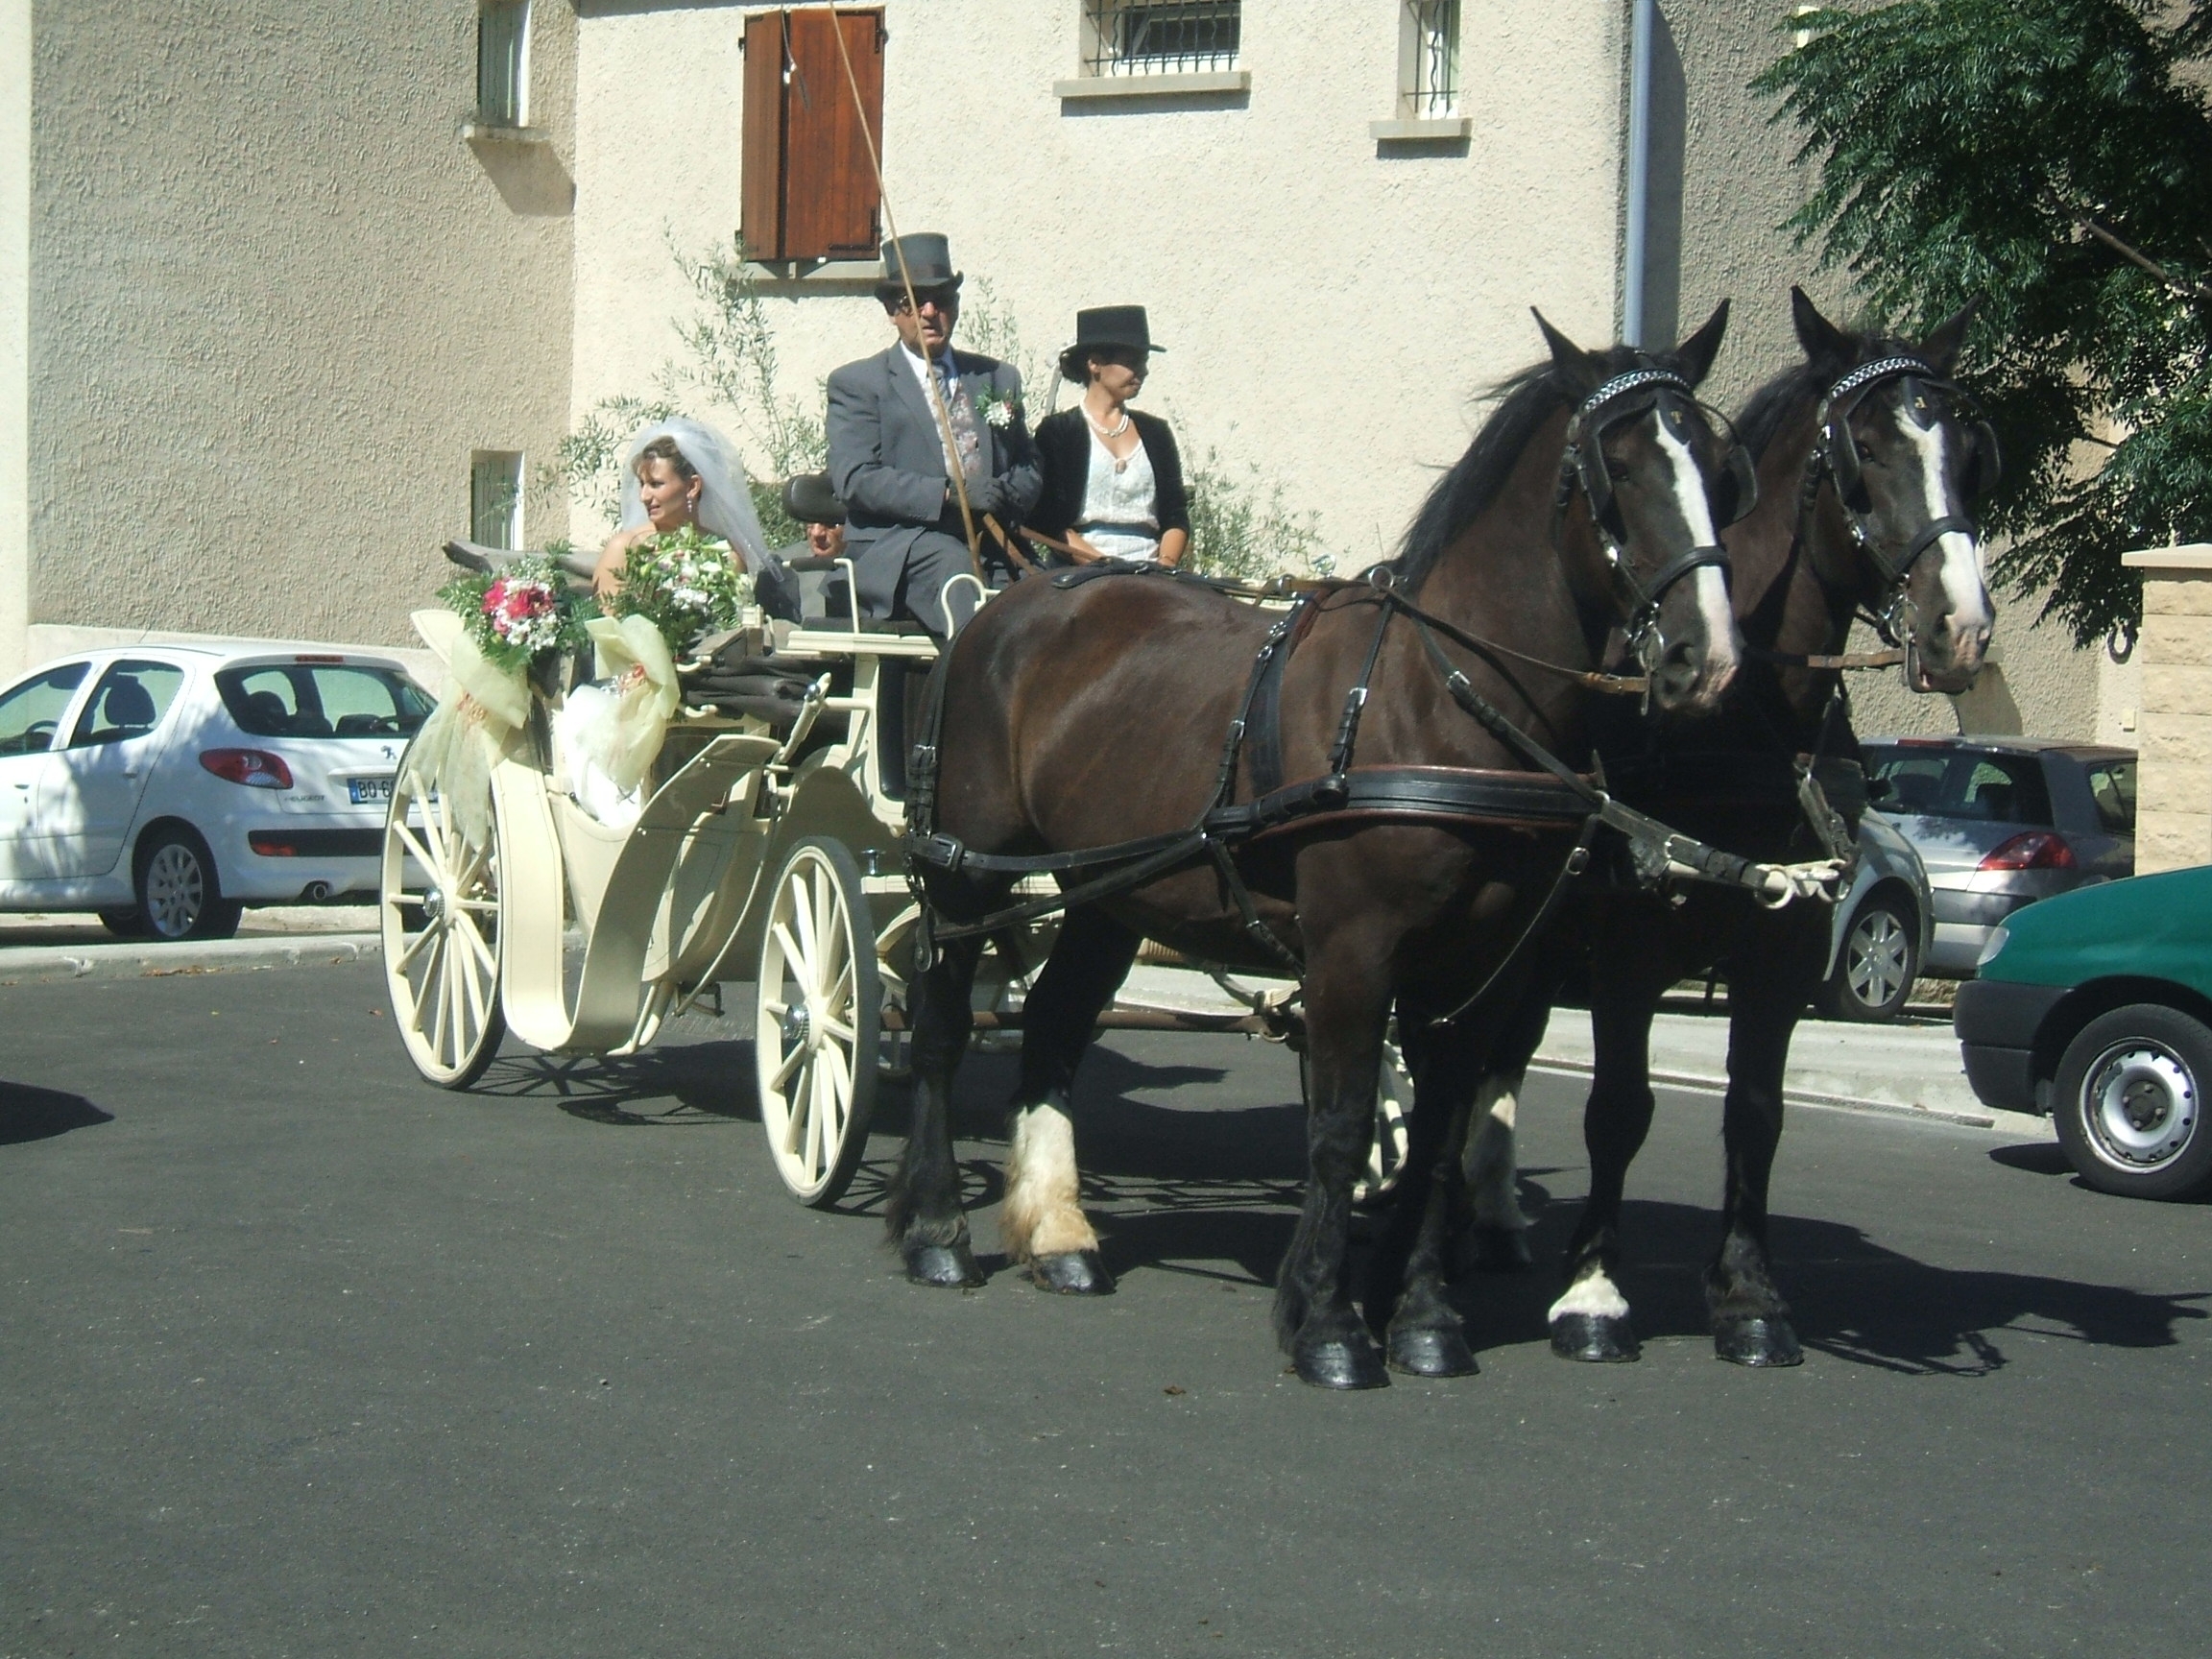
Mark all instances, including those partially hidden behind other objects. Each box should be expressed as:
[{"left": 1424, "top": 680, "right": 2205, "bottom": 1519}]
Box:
[
  {"left": 1550, "top": 1312, "right": 1642, "bottom": 1363},
  {"left": 1714, "top": 1315, "right": 1803, "bottom": 1367},
  {"left": 1473, "top": 1226, "right": 1533, "bottom": 1274},
  {"left": 904, "top": 1240, "right": 984, "bottom": 1288},
  {"left": 1386, "top": 1327, "right": 1479, "bottom": 1378},
  {"left": 1293, "top": 1336, "right": 1391, "bottom": 1391},
  {"left": 1028, "top": 1250, "right": 1115, "bottom": 1295}
]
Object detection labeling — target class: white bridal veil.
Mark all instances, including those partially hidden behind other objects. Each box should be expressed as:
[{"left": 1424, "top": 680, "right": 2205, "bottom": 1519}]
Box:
[{"left": 617, "top": 418, "right": 773, "bottom": 574}]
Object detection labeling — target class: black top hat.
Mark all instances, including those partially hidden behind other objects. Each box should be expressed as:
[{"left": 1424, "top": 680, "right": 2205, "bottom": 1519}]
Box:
[
  {"left": 876, "top": 233, "right": 963, "bottom": 301},
  {"left": 781, "top": 471, "right": 845, "bottom": 526},
  {"left": 1069, "top": 305, "right": 1165, "bottom": 356}
]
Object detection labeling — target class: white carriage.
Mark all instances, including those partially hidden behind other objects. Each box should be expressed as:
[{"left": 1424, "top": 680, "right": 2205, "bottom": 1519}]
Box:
[{"left": 379, "top": 563, "right": 1414, "bottom": 1209}]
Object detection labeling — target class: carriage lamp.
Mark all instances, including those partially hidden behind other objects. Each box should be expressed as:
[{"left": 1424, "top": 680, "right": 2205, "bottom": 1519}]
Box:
[{"left": 200, "top": 749, "right": 295, "bottom": 789}]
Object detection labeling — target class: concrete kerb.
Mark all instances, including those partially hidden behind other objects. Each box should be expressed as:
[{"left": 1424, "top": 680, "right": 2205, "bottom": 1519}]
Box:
[{"left": 0, "top": 933, "right": 382, "bottom": 987}]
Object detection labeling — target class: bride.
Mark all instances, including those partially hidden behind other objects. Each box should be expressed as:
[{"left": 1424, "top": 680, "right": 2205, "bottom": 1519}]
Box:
[{"left": 589, "top": 417, "right": 794, "bottom": 616}]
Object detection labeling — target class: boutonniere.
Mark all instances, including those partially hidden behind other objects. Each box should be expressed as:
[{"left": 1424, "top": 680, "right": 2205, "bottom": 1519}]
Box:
[{"left": 975, "top": 387, "right": 1017, "bottom": 430}]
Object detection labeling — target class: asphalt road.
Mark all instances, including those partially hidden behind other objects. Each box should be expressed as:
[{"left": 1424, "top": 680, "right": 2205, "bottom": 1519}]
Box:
[{"left": 3, "top": 964, "right": 2207, "bottom": 1658}]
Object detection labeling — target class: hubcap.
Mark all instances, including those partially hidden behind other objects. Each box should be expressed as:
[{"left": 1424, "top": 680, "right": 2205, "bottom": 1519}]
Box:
[
  {"left": 421, "top": 886, "right": 445, "bottom": 926},
  {"left": 1846, "top": 909, "right": 1909, "bottom": 1010},
  {"left": 145, "top": 844, "right": 204, "bottom": 937},
  {"left": 2082, "top": 1042, "right": 2198, "bottom": 1169},
  {"left": 781, "top": 1004, "right": 812, "bottom": 1049}
]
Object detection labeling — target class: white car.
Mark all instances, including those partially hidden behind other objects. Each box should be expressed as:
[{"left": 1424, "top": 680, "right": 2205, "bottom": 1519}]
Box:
[{"left": 0, "top": 644, "right": 432, "bottom": 940}]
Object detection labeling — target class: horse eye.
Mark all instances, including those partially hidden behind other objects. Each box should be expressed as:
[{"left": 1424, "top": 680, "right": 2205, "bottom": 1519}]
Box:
[{"left": 1606, "top": 460, "right": 1630, "bottom": 483}]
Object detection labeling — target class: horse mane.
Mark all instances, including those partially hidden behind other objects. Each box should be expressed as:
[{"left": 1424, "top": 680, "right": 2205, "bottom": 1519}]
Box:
[
  {"left": 1733, "top": 323, "right": 1930, "bottom": 461},
  {"left": 1393, "top": 346, "right": 1657, "bottom": 589}
]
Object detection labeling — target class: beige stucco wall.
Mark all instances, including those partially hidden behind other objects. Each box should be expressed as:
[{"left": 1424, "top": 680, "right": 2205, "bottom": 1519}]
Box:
[
  {"left": 21, "top": 0, "right": 578, "bottom": 673},
  {"left": 1, "top": 0, "right": 28, "bottom": 679},
  {"left": 570, "top": 0, "right": 1629, "bottom": 559},
  {"left": 2123, "top": 546, "right": 2212, "bottom": 874}
]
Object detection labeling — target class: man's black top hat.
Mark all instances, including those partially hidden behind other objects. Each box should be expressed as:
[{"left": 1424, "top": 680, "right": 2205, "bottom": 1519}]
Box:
[
  {"left": 1068, "top": 305, "right": 1166, "bottom": 356},
  {"left": 877, "top": 233, "right": 962, "bottom": 301},
  {"left": 781, "top": 471, "right": 845, "bottom": 526}
]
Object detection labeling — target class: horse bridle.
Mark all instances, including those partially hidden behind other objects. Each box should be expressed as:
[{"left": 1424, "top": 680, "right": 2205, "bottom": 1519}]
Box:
[
  {"left": 1552, "top": 368, "right": 1756, "bottom": 667},
  {"left": 1801, "top": 355, "right": 2001, "bottom": 642}
]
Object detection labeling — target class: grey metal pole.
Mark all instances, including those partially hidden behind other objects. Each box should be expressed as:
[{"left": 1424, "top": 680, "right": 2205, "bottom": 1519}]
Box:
[{"left": 1623, "top": 0, "right": 1656, "bottom": 347}]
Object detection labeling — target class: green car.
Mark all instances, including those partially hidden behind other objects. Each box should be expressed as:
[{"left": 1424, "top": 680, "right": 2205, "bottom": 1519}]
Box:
[{"left": 1956, "top": 864, "right": 2212, "bottom": 1199}]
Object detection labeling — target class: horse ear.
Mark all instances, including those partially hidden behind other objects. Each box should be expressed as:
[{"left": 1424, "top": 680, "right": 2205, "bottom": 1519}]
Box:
[
  {"left": 1532, "top": 308, "right": 1601, "bottom": 395},
  {"left": 1791, "top": 286, "right": 1855, "bottom": 377},
  {"left": 1920, "top": 295, "right": 1982, "bottom": 373},
  {"left": 1670, "top": 299, "right": 1730, "bottom": 388}
]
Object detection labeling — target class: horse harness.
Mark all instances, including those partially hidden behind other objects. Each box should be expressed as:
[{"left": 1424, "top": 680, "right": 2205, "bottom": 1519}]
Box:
[{"left": 1757, "top": 355, "right": 2000, "bottom": 683}]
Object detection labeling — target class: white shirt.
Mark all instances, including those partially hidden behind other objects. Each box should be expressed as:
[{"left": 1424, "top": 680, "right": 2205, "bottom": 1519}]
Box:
[{"left": 1075, "top": 424, "right": 1161, "bottom": 563}]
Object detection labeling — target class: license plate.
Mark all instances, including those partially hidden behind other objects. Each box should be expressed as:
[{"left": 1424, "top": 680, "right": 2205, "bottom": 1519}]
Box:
[{"left": 348, "top": 776, "right": 394, "bottom": 805}]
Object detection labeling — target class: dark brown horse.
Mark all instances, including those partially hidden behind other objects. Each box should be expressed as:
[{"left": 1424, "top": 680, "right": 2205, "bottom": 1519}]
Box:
[
  {"left": 1435, "top": 290, "right": 1998, "bottom": 1367},
  {"left": 890, "top": 306, "right": 1752, "bottom": 1389}
]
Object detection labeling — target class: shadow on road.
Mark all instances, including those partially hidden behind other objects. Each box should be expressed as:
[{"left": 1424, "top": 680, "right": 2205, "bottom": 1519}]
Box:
[
  {"left": 0, "top": 1081, "right": 113, "bottom": 1145},
  {"left": 1471, "top": 1193, "right": 2212, "bottom": 1376}
]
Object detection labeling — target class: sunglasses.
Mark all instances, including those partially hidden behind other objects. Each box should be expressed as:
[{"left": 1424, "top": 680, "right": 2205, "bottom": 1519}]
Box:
[{"left": 889, "top": 290, "right": 959, "bottom": 316}]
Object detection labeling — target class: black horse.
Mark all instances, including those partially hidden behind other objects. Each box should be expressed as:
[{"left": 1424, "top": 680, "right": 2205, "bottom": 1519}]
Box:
[
  {"left": 1423, "top": 289, "right": 1999, "bottom": 1367},
  {"left": 890, "top": 306, "right": 1753, "bottom": 1388}
]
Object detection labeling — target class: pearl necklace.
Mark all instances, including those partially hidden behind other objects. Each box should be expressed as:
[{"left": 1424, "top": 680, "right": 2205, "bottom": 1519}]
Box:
[{"left": 1085, "top": 404, "right": 1134, "bottom": 471}]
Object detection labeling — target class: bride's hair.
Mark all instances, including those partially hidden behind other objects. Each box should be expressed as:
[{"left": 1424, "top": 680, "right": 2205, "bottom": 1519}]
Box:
[{"left": 633, "top": 436, "right": 699, "bottom": 483}]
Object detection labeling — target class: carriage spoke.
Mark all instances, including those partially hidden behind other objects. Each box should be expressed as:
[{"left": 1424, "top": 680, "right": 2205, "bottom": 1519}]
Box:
[
  {"left": 770, "top": 1036, "right": 808, "bottom": 1094},
  {"left": 804, "top": 1058, "right": 828, "bottom": 1175},
  {"left": 770, "top": 922, "right": 805, "bottom": 979},
  {"left": 817, "top": 1013, "right": 855, "bottom": 1045},
  {"left": 454, "top": 912, "right": 498, "bottom": 980},
  {"left": 782, "top": 1057, "right": 814, "bottom": 1154},
  {"left": 790, "top": 871, "right": 819, "bottom": 963},
  {"left": 394, "top": 921, "right": 440, "bottom": 974},
  {"left": 392, "top": 821, "right": 436, "bottom": 875}
]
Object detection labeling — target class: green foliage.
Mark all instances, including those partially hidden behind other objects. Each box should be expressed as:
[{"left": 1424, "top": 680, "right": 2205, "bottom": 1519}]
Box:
[
  {"left": 548, "top": 395, "right": 677, "bottom": 531},
  {"left": 1179, "top": 445, "right": 1335, "bottom": 584},
  {"left": 1757, "top": 1, "right": 2212, "bottom": 644},
  {"left": 670, "top": 235, "right": 829, "bottom": 488}
]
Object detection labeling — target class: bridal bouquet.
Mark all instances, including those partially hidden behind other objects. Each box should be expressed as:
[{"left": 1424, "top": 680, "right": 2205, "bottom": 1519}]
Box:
[
  {"left": 600, "top": 525, "right": 753, "bottom": 659},
  {"left": 436, "top": 555, "right": 590, "bottom": 674}
]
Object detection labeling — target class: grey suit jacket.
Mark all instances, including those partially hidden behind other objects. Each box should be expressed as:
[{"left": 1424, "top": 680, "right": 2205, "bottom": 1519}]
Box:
[{"left": 825, "top": 345, "right": 1043, "bottom": 612}]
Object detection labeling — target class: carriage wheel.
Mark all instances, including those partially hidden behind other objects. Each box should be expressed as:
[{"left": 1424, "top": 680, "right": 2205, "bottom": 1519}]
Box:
[
  {"left": 380, "top": 756, "right": 506, "bottom": 1090},
  {"left": 756, "top": 837, "right": 882, "bottom": 1207}
]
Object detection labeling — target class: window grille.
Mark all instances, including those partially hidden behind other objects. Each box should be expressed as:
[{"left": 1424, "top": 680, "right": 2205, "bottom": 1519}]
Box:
[
  {"left": 1081, "top": 1, "right": 1241, "bottom": 77},
  {"left": 470, "top": 452, "right": 523, "bottom": 549},
  {"left": 477, "top": 1, "right": 529, "bottom": 126},
  {"left": 1400, "top": 0, "right": 1459, "bottom": 118}
]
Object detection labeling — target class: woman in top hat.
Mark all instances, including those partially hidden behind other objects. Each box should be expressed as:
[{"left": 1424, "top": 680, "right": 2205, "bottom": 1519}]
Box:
[{"left": 1026, "top": 307, "right": 1189, "bottom": 567}]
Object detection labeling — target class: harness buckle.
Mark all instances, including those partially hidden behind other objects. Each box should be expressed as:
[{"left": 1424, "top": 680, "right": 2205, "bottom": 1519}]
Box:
[{"left": 904, "top": 831, "right": 967, "bottom": 873}]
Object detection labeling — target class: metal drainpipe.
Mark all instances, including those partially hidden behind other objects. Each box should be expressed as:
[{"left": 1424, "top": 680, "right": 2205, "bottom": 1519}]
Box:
[{"left": 1623, "top": 0, "right": 1656, "bottom": 348}]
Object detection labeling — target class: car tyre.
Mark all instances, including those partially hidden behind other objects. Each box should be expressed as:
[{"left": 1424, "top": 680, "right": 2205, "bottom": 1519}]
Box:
[
  {"left": 98, "top": 907, "right": 148, "bottom": 938},
  {"left": 2054, "top": 1004, "right": 2212, "bottom": 1201},
  {"left": 1818, "top": 893, "right": 1919, "bottom": 1022},
  {"left": 134, "top": 828, "right": 243, "bottom": 942}
]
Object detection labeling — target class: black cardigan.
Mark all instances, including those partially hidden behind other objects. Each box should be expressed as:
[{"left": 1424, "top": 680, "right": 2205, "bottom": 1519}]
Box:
[{"left": 1028, "top": 406, "right": 1190, "bottom": 541}]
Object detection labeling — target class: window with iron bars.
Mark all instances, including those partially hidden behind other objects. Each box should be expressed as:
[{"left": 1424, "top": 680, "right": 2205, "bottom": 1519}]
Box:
[
  {"left": 1081, "top": 0, "right": 1241, "bottom": 77},
  {"left": 1399, "top": 0, "right": 1459, "bottom": 118}
]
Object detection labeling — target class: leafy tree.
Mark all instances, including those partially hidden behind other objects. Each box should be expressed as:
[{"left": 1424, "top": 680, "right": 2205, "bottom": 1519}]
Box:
[{"left": 1758, "top": 1, "right": 2212, "bottom": 644}]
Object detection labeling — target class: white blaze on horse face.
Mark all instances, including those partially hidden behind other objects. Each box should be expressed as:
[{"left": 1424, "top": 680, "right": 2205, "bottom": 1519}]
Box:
[
  {"left": 1895, "top": 406, "right": 1995, "bottom": 638},
  {"left": 1652, "top": 419, "right": 1739, "bottom": 681},
  {"left": 1548, "top": 1267, "right": 1630, "bottom": 1323},
  {"left": 1464, "top": 1070, "right": 1529, "bottom": 1233},
  {"left": 999, "top": 1102, "right": 1098, "bottom": 1262}
]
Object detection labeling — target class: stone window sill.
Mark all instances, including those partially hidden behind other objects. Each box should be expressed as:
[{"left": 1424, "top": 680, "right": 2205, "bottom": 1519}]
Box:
[
  {"left": 742, "top": 259, "right": 883, "bottom": 296},
  {"left": 461, "top": 121, "right": 549, "bottom": 145},
  {"left": 1053, "top": 70, "right": 1251, "bottom": 101},
  {"left": 1370, "top": 115, "right": 1471, "bottom": 142}
]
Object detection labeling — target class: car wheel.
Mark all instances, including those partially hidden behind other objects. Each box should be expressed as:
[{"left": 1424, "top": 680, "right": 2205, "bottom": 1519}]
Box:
[
  {"left": 2053, "top": 1004, "right": 2212, "bottom": 1201},
  {"left": 134, "top": 829, "right": 243, "bottom": 942},
  {"left": 98, "top": 907, "right": 148, "bottom": 938},
  {"left": 1819, "top": 893, "right": 1919, "bottom": 1022}
]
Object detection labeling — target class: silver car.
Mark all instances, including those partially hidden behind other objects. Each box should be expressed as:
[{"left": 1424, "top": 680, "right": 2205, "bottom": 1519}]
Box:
[
  {"left": 1860, "top": 736, "right": 2136, "bottom": 977},
  {"left": 1816, "top": 806, "right": 1937, "bottom": 1022}
]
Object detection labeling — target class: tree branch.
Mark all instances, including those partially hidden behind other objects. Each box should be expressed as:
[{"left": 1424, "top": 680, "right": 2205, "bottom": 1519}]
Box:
[{"left": 2077, "top": 215, "right": 2212, "bottom": 302}]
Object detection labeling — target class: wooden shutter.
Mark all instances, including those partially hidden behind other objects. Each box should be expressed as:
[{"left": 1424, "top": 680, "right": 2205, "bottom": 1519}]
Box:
[
  {"left": 740, "top": 10, "right": 788, "bottom": 260},
  {"left": 782, "top": 7, "right": 882, "bottom": 262}
]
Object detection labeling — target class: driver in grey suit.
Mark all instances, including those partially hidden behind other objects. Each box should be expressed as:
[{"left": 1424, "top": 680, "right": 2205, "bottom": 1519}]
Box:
[{"left": 826, "top": 233, "right": 1042, "bottom": 636}]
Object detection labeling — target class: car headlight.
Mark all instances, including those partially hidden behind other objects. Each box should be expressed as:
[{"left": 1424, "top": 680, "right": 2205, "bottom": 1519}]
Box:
[{"left": 1975, "top": 925, "right": 2010, "bottom": 971}]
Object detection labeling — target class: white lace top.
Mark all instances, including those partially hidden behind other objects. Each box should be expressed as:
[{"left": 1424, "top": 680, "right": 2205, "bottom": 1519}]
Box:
[{"left": 1075, "top": 428, "right": 1161, "bottom": 563}]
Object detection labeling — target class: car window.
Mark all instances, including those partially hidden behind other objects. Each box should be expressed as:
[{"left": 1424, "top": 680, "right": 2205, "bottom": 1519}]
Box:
[
  {"left": 1867, "top": 748, "right": 2054, "bottom": 826},
  {"left": 214, "top": 664, "right": 430, "bottom": 740},
  {"left": 68, "top": 661, "right": 185, "bottom": 748},
  {"left": 2085, "top": 758, "right": 2137, "bottom": 835},
  {"left": 0, "top": 662, "right": 90, "bottom": 757}
]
